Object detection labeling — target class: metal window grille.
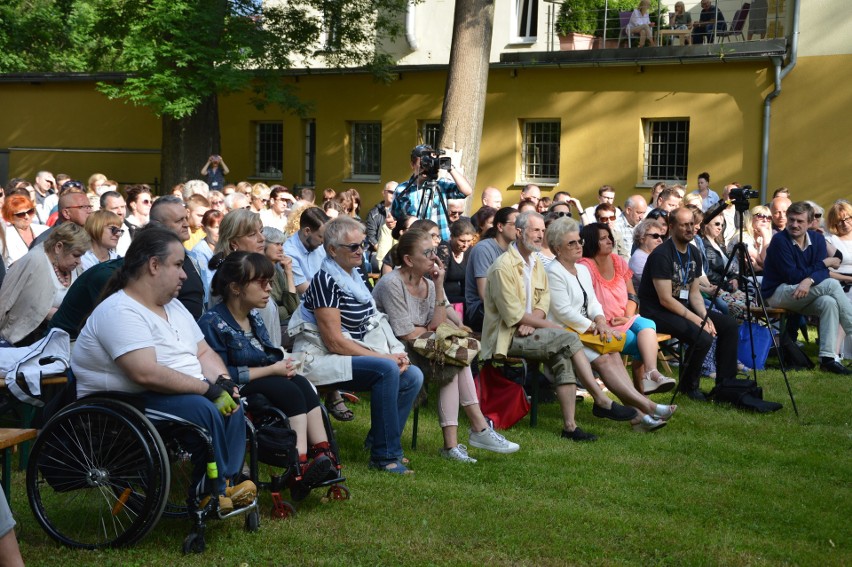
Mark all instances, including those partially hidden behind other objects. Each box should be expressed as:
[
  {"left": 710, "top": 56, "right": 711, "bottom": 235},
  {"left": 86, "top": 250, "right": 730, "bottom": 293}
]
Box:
[
  {"left": 522, "top": 120, "right": 560, "bottom": 183},
  {"left": 351, "top": 122, "right": 381, "bottom": 177},
  {"left": 255, "top": 122, "right": 283, "bottom": 178},
  {"left": 304, "top": 119, "right": 316, "bottom": 186},
  {"left": 422, "top": 123, "right": 441, "bottom": 149},
  {"left": 644, "top": 119, "right": 690, "bottom": 183}
]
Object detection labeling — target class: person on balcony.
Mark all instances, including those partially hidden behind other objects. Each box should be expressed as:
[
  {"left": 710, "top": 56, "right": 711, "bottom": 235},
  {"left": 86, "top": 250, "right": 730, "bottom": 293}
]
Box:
[
  {"left": 627, "top": 0, "right": 657, "bottom": 48},
  {"left": 692, "top": 0, "right": 726, "bottom": 45}
]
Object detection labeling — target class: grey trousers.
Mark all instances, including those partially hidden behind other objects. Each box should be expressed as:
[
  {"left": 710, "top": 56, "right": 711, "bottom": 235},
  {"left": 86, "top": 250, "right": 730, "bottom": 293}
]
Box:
[{"left": 507, "top": 328, "right": 583, "bottom": 386}]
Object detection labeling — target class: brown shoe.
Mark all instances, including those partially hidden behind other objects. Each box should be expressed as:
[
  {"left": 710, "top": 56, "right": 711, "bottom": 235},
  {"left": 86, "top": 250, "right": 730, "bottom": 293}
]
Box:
[
  {"left": 200, "top": 494, "right": 234, "bottom": 513},
  {"left": 226, "top": 480, "right": 257, "bottom": 508}
]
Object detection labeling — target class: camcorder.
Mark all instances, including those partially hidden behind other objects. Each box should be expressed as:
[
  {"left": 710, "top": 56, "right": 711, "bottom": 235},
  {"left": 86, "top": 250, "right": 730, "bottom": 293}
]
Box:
[
  {"left": 419, "top": 148, "right": 452, "bottom": 180},
  {"left": 729, "top": 185, "right": 758, "bottom": 211}
]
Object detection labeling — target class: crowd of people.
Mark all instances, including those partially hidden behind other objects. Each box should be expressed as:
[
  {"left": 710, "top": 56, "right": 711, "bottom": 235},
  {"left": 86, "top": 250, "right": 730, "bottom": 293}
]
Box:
[{"left": 1, "top": 150, "right": 851, "bottom": 543}]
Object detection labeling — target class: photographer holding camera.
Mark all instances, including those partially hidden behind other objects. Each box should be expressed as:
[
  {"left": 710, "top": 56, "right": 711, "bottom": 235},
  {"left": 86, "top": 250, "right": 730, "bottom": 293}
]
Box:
[
  {"left": 201, "top": 154, "right": 230, "bottom": 191},
  {"left": 392, "top": 144, "right": 473, "bottom": 241}
]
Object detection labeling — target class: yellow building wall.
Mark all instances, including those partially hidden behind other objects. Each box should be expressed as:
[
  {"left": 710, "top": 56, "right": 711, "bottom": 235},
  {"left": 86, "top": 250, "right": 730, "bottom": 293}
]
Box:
[
  {"left": 0, "top": 81, "right": 161, "bottom": 186},
  {"left": 0, "top": 54, "right": 848, "bottom": 211}
]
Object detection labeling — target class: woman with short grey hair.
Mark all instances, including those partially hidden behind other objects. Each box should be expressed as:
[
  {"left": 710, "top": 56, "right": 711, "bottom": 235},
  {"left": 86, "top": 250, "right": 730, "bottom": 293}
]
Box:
[{"left": 261, "top": 226, "right": 298, "bottom": 345}]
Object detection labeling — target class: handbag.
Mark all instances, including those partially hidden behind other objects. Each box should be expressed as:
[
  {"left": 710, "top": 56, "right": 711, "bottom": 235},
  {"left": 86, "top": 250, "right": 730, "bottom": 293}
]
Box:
[
  {"left": 577, "top": 332, "right": 626, "bottom": 355},
  {"left": 409, "top": 322, "right": 480, "bottom": 368},
  {"left": 737, "top": 321, "right": 772, "bottom": 370}
]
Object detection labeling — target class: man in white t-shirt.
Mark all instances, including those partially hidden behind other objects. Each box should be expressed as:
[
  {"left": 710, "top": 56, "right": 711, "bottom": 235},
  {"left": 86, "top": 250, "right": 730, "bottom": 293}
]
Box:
[{"left": 72, "top": 226, "right": 255, "bottom": 513}]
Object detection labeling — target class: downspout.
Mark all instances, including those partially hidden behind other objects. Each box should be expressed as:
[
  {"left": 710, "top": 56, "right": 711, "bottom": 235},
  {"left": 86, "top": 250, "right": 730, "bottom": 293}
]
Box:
[
  {"left": 405, "top": 1, "right": 418, "bottom": 50},
  {"left": 760, "top": 0, "right": 800, "bottom": 202}
]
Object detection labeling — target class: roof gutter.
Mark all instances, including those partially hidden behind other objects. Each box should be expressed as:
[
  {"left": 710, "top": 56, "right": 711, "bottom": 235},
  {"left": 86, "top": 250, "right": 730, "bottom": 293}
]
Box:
[
  {"left": 405, "top": 1, "right": 418, "bottom": 50},
  {"left": 760, "top": 0, "right": 800, "bottom": 202}
]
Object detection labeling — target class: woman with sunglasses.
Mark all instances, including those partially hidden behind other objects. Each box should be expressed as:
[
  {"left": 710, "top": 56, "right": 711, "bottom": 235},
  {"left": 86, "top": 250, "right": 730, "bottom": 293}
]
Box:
[
  {"left": 290, "top": 216, "right": 423, "bottom": 474},
  {"left": 374, "top": 229, "right": 519, "bottom": 462},
  {"left": 728, "top": 205, "right": 772, "bottom": 273},
  {"left": 125, "top": 184, "right": 153, "bottom": 233},
  {"left": 628, "top": 218, "right": 666, "bottom": 289},
  {"left": 2, "top": 194, "right": 48, "bottom": 267},
  {"left": 579, "top": 222, "right": 675, "bottom": 395},
  {"left": 81, "top": 210, "right": 123, "bottom": 271},
  {"left": 0, "top": 222, "right": 89, "bottom": 346}
]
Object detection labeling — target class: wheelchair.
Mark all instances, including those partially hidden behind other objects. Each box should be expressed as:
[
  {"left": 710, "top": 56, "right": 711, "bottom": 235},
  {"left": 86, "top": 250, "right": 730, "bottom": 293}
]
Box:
[
  {"left": 26, "top": 393, "right": 260, "bottom": 553},
  {"left": 242, "top": 392, "right": 350, "bottom": 520}
]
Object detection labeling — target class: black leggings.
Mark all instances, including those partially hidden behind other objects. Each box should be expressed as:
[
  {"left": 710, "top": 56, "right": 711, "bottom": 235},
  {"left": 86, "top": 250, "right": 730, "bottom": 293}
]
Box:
[{"left": 240, "top": 374, "right": 320, "bottom": 417}]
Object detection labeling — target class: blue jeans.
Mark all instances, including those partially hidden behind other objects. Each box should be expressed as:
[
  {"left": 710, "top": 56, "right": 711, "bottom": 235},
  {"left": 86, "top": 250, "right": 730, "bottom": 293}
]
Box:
[
  {"left": 341, "top": 356, "right": 423, "bottom": 464},
  {"left": 143, "top": 393, "right": 246, "bottom": 499}
]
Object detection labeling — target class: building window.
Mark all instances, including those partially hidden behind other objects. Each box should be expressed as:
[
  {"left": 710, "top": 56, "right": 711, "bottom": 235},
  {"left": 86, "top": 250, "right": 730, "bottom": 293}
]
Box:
[
  {"left": 421, "top": 121, "right": 441, "bottom": 149},
  {"left": 351, "top": 122, "right": 381, "bottom": 180},
  {"left": 304, "top": 119, "right": 316, "bottom": 186},
  {"left": 521, "top": 120, "right": 560, "bottom": 184},
  {"left": 322, "top": 0, "right": 342, "bottom": 50},
  {"left": 255, "top": 122, "right": 283, "bottom": 178},
  {"left": 513, "top": 0, "right": 539, "bottom": 41},
  {"left": 643, "top": 119, "right": 690, "bottom": 183}
]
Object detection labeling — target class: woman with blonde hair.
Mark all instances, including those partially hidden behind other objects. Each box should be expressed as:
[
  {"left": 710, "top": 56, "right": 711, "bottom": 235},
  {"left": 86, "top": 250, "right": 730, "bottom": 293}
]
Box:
[
  {"left": 728, "top": 205, "right": 772, "bottom": 272},
  {"left": 81, "top": 210, "right": 123, "bottom": 271},
  {"left": 826, "top": 200, "right": 852, "bottom": 360},
  {"left": 210, "top": 209, "right": 281, "bottom": 347},
  {"left": 0, "top": 223, "right": 90, "bottom": 345},
  {"left": 627, "top": 0, "right": 656, "bottom": 47},
  {"left": 250, "top": 183, "right": 270, "bottom": 214},
  {"left": 86, "top": 172, "right": 108, "bottom": 209}
]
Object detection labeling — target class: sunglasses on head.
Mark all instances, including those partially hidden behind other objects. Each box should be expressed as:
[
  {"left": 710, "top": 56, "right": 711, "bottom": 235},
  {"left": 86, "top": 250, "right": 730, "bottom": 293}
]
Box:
[
  {"left": 61, "top": 180, "right": 83, "bottom": 190},
  {"left": 13, "top": 208, "right": 36, "bottom": 218},
  {"left": 339, "top": 240, "right": 368, "bottom": 253}
]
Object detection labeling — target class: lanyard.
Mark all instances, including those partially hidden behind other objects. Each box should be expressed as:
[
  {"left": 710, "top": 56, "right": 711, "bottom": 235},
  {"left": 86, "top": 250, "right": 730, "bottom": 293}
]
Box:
[{"left": 674, "top": 244, "right": 691, "bottom": 288}]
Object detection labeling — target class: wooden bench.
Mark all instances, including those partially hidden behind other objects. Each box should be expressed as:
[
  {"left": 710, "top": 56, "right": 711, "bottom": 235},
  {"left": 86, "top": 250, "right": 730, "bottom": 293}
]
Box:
[
  {"left": 0, "top": 374, "right": 68, "bottom": 471},
  {"left": 1, "top": 428, "right": 38, "bottom": 508}
]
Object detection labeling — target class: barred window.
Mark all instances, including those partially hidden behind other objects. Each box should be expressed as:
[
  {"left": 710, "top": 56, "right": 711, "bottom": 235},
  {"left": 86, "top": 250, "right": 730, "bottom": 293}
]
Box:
[
  {"left": 522, "top": 120, "right": 560, "bottom": 184},
  {"left": 421, "top": 122, "right": 441, "bottom": 149},
  {"left": 255, "top": 122, "right": 283, "bottom": 179},
  {"left": 351, "top": 122, "right": 381, "bottom": 179},
  {"left": 643, "top": 119, "right": 690, "bottom": 183}
]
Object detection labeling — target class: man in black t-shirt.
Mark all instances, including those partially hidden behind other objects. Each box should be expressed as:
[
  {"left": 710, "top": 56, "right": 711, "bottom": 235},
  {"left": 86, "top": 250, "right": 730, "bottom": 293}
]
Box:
[{"left": 638, "top": 207, "right": 738, "bottom": 401}]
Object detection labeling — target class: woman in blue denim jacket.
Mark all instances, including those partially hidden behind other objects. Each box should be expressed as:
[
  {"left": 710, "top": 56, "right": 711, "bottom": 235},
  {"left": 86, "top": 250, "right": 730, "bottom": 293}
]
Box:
[{"left": 197, "top": 252, "right": 339, "bottom": 491}]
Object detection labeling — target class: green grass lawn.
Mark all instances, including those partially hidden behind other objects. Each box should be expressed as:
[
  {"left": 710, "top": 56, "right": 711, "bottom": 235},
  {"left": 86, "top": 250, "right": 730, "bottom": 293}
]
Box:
[{"left": 7, "top": 353, "right": 852, "bottom": 566}]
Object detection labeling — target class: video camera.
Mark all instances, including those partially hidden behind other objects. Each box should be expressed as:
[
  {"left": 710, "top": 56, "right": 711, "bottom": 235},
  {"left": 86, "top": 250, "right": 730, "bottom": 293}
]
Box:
[
  {"left": 418, "top": 148, "right": 452, "bottom": 180},
  {"left": 729, "top": 184, "right": 758, "bottom": 211}
]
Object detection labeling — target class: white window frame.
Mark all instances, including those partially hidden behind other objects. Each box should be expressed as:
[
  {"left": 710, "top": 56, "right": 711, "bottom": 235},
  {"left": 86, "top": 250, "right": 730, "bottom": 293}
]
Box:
[
  {"left": 642, "top": 118, "right": 690, "bottom": 185},
  {"left": 510, "top": 0, "right": 540, "bottom": 44},
  {"left": 520, "top": 119, "right": 560, "bottom": 185}
]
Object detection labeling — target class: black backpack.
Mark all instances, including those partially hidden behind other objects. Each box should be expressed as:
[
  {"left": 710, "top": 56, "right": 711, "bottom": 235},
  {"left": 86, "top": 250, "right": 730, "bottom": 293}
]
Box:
[
  {"left": 773, "top": 332, "right": 815, "bottom": 370},
  {"left": 709, "top": 378, "right": 783, "bottom": 413}
]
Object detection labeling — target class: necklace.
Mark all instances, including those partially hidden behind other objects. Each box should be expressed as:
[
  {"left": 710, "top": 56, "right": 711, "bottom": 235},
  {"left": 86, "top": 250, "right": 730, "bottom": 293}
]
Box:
[{"left": 52, "top": 262, "right": 71, "bottom": 287}]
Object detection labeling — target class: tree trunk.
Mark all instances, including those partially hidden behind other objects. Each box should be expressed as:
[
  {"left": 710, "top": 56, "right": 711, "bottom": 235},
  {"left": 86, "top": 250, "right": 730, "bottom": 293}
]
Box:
[
  {"left": 160, "top": 94, "right": 221, "bottom": 194},
  {"left": 438, "top": 0, "right": 495, "bottom": 191}
]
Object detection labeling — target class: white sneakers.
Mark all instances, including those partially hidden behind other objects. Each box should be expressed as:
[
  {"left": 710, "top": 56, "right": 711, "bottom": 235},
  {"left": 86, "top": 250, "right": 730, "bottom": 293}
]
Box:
[
  {"left": 440, "top": 444, "right": 477, "bottom": 463},
  {"left": 468, "top": 427, "right": 521, "bottom": 454}
]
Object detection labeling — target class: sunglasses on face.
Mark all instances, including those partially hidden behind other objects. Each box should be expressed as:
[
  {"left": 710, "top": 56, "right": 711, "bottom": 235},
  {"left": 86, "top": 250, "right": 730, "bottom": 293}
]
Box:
[
  {"left": 107, "top": 226, "right": 125, "bottom": 237},
  {"left": 211, "top": 200, "right": 224, "bottom": 206},
  {"left": 564, "top": 238, "right": 584, "bottom": 248},
  {"left": 596, "top": 216, "right": 616, "bottom": 222},
  {"left": 250, "top": 277, "right": 272, "bottom": 288},
  {"left": 139, "top": 199, "right": 152, "bottom": 205},
  {"left": 814, "top": 213, "right": 823, "bottom": 219},
  {"left": 13, "top": 208, "right": 36, "bottom": 218},
  {"left": 646, "top": 233, "right": 664, "bottom": 240},
  {"left": 552, "top": 211, "right": 571, "bottom": 218},
  {"left": 339, "top": 240, "right": 368, "bottom": 253},
  {"left": 753, "top": 214, "right": 770, "bottom": 220}
]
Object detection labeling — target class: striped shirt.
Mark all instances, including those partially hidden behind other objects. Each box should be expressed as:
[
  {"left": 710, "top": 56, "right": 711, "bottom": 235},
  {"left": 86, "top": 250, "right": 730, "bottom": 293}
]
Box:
[{"left": 303, "top": 269, "right": 375, "bottom": 341}]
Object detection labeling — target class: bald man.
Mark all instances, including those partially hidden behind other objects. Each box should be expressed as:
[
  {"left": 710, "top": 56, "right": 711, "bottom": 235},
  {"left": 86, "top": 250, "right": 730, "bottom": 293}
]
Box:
[{"left": 482, "top": 187, "right": 503, "bottom": 209}]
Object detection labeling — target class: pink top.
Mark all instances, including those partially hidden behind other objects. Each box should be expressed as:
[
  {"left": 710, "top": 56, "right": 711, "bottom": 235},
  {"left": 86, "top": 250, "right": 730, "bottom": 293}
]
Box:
[{"left": 578, "top": 254, "right": 633, "bottom": 322}]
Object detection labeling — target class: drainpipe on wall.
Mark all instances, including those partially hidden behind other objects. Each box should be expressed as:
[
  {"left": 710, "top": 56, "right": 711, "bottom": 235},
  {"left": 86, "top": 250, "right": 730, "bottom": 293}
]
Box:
[
  {"left": 405, "top": 1, "right": 418, "bottom": 50},
  {"left": 760, "top": 0, "right": 800, "bottom": 202}
]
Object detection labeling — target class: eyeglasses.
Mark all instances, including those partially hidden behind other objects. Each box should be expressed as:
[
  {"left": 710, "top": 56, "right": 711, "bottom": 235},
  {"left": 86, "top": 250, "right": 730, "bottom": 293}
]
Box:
[
  {"left": 429, "top": 233, "right": 441, "bottom": 242},
  {"left": 711, "top": 222, "right": 723, "bottom": 227},
  {"left": 107, "top": 226, "right": 125, "bottom": 237},
  {"left": 61, "top": 181, "right": 83, "bottom": 190},
  {"left": 66, "top": 204, "right": 94, "bottom": 211},
  {"left": 646, "top": 233, "right": 664, "bottom": 240},
  {"left": 139, "top": 199, "right": 152, "bottom": 205},
  {"left": 552, "top": 211, "right": 571, "bottom": 218},
  {"left": 422, "top": 247, "right": 438, "bottom": 257},
  {"left": 338, "top": 240, "right": 368, "bottom": 253},
  {"left": 13, "top": 208, "right": 36, "bottom": 218},
  {"left": 211, "top": 200, "right": 224, "bottom": 206},
  {"left": 564, "top": 238, "right": 584, "bottom": 248},
  {"left": 836, "top": 217, "right": 852, "bottom": 228},
  {"left": 448, "top": 211, "right": 462, "bottom": 218},
  {"left": 753, "top": 214, "right": 771, "bottom": 220},
  {"left": 814, "top": 213, "right": 823, "bottom": 219},
  {"left": 250, "top": 277, "right": 272, "bottom": 289},
  {"left": 596, "top": 216, "right": 616, "bottom": 222}
]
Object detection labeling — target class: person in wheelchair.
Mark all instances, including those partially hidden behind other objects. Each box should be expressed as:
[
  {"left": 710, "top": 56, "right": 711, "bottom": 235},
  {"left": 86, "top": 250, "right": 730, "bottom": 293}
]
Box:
[
  {"left": 197, "top": 252, "right": 339, "bottom": 493},
  {"left": 71, "top": 225, "right": 257, "bottom": 514}
]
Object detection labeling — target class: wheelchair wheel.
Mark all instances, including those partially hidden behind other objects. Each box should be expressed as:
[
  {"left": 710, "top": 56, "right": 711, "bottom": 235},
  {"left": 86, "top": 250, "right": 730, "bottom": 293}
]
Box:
[
  {"left": 27, "top": 399, "right": 170, "bottom": 549},
  {"left": 162, "top": 430, "right": 197, "bottom": 519}
]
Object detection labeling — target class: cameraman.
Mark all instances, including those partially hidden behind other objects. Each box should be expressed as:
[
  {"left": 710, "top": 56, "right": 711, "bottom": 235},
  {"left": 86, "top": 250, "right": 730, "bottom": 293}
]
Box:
[{"left": 392, "top": 144, "right": 472, "bottom": 241}]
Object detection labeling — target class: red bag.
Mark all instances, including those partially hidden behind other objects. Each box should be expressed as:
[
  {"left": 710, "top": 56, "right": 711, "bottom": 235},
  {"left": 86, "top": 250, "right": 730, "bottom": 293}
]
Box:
[{"left": 477, "top": 363, "right": 530, "bottom": 430}]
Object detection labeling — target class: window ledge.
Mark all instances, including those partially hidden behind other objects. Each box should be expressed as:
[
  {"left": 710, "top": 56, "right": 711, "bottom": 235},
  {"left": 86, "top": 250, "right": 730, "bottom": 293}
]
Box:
[
  {"left": 513, "top": 181, "right": 558, "bottom": 188},
  {"left": 342, "top": 177, "right": 381, "bottom": 184}
]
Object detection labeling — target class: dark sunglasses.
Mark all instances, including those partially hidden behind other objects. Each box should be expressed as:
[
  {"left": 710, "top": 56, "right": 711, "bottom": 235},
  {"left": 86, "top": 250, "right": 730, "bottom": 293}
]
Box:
[
  {"left": 753, "top": 214, "right": 771, "bottom": 220},
  {"left": 13, "top": 208, "right": 36, "bottom": 218},
  {"left": 250, "top": 277, "right": 272, "bottom": 288},
  {"left": 646, "top": 233, "right": 664, "bottom": 240},
  {"left": 565, "top": 238, "right": 585, "bottom": 248},
  {"left": 107, "top": 226, "right": 125, "bottom": 237},
  {"left": 814, "top": 213, "right": 823, "bottom": 219},
  {"left": 61, "top": 180, "right": 83, "bottom": 190},
  {"left": 339, "top": 240, "right": 368, "bottom": 253},
  {"left": 596, "top": 215, "right": 616, "bottom": 222},
  {"left": 552, "top": 211, "right": 572, "bottom": 218},
  {"left": 647, "top": 209, "right": 668, "bottom": 219}
]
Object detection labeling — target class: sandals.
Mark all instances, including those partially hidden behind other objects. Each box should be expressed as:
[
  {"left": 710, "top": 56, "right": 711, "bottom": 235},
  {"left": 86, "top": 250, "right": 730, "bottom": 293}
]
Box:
[
  {"left": 369, "top": 459, "right": 415, "bottom": 475},
  {"left": 325, "top": 394, "right": 354, "bottom": 422}
]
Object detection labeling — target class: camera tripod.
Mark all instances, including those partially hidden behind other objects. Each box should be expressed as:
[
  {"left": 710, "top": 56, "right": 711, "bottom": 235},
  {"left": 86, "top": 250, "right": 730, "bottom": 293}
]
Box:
[
  {"left": 415, "top": 177, "right": 450, "bottom": 223},
  {"left": 671, "top": 201, "right": 798, "bottom": 416}
]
